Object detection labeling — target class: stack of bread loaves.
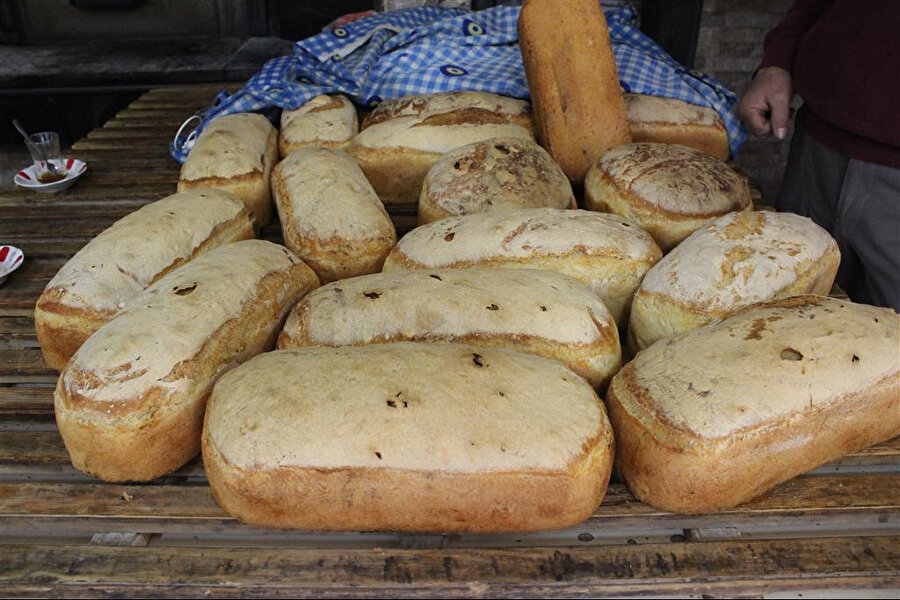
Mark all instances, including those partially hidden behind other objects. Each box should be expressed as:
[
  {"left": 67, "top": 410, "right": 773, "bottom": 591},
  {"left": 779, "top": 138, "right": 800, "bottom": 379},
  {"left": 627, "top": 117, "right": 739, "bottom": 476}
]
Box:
[{"left": 39, "top": 46, "right": 900, "bottom": 535}]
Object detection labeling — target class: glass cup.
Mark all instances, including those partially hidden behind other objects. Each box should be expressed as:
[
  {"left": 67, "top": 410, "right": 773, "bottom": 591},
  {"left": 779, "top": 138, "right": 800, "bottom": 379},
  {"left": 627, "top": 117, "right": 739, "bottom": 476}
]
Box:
[{"left": 26, "top": 131, "right": 68, "bottom": 183}]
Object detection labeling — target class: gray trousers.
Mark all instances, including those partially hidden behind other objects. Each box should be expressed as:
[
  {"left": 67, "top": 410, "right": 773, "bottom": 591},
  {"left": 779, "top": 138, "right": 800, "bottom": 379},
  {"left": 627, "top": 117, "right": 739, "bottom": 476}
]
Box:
[{"left": 777, "top": 110, "right": 900, "bottom": 311}]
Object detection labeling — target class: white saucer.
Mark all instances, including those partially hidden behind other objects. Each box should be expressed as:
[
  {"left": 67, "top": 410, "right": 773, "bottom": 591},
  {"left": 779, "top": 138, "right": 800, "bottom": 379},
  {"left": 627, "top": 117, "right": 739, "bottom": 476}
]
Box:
[
  {"left": 14, "top": 159, "right": 88, "bottom": 193},
  {"left": 0, "top": 245, "right": 23, "bottom": 285}
]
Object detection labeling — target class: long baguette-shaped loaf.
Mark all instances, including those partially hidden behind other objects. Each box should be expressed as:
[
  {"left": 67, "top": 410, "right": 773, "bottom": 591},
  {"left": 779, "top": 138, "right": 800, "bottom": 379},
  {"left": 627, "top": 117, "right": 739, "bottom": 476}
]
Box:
[
  {"left": 383, "top": 208, "right": 662, "bottom": 326},
  {"left": 203, "top": 342, "right": 615, "bottom": 533},
  {"left": 628, "top": 211, "right": 839, "bottom": 352},
  {"left": 271, "top": 147, "right": 396, "bottom": 283},
  {"left": 279, "top": 94, "right": 358, "bottom": 158},
  {"left": 55, "top": 240, "right": 319, "bottom": 482},
  {"left": 35, "top": 189, "right": 255, "bottom": 371},
  {"left": 608, "top": 295, "right": 900, "bottom": 514},
  {"left": 278, "top": 268, "right": 621, "bottom": 388},
  {"left": 178, "top": 113, "right": 278, "bottom": 227},
  {"left": 518, "top": 0, "right": 631, "bottom": 183}
]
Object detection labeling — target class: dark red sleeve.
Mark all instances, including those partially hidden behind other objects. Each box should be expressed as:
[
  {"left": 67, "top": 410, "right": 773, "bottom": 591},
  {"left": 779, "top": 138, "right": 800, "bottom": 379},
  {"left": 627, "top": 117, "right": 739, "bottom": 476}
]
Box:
[{"left": 758, "top": 0, "right": 835, "bottom": 71}]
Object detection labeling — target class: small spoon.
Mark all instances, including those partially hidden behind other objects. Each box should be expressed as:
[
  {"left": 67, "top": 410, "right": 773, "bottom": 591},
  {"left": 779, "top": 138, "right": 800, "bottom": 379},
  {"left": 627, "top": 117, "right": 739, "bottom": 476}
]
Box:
[{"left": 13, "top": 119, "right": 65, "bottom": 179}]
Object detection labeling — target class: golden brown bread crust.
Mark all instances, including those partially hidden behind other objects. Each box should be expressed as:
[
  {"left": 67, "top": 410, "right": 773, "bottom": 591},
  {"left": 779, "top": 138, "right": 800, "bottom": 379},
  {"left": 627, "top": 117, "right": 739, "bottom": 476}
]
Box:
[
  {"left": 608, "top": 369, "right": 899, "bottom": 514},
  {"left": 178, "top": 125, "right": 278, "bottom": 228},
  {"left": 34, "top": 193, "right": 255, "bottom": 371},
  {"left": 608, "top": 295, "right": 900, "bottom": 513},
  {"left": 417, "top": 137, "right": 576, "bottom": 225},
  {"left": 629, "top": 123, "right": 728, "bottom": 162},
  {"left": 624, "top": 93, "right": 729, "bottom": 161},
  {"left": 278, "top": 95, "right": 358, "bottom": 158},
  {"left": 203, "top": 426, "right": 613, "bottom": 533},
  {"left": 518, "top": 0, "right": 631, "bottom": 183},
  {"left": 54, "top": 243, "right": 319, "bottom": 482},
  {"left": 360, "top": 91, "right": 534, "bottom": 133},
  {"left": 584, "top": 143, "right": 752, "bottom": 251},
  {"left": 350, "top": 145, "right": 438, "bottom": 206}
]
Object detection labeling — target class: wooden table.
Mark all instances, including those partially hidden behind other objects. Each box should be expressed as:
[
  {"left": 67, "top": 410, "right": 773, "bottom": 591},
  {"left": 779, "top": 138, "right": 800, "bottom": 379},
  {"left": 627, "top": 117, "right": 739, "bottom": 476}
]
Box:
[{"left": 1, "top": 85, "right": 898, "bottom": 598}]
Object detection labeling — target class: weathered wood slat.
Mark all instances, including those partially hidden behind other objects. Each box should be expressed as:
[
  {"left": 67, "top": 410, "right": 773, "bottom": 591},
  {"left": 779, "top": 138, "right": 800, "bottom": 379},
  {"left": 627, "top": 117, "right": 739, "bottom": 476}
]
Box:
[
  {"left": 71, "top": 139, "right": 174, "bottom": 151},
  {"left": 1, "top": 537, "right": 897, "bottom": 598},
  {"left": 0, "top": 316, "right": 39, "bottom": 349},
  {"left": 0, "top": 349, "right": 55, "bottom": 382}
]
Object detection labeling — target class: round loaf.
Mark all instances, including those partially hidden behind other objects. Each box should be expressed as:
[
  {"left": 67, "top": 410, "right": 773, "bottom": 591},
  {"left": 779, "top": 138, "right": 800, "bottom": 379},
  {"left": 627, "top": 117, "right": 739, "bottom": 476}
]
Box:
[
  {"left": 418, "top": 137, "right": 575, "bottom": 224},
  {"left": 178, "top": 113, "right": 278, "bottom": 227},
  {"left": 608, "top": 295, "right": 900, "bottom": 513},
  {"left": 278, "top": 268, "right": 621, "bottom": 388},
  {"left": 271, "top": 148, "right": 396, "bottom": 283},
  {"left": 202, "top": 342, "right": 614, "bottom": 533},
  {"left": 54, "top": 240, "right": 319, "bottom": 482},
  {"left": 625, "top": 94, "right": 729, "bottom": 161},
  {"left": 360, "top": 91, "right": 533, "bottom": 133},
  {"left": 584, "top": 143, "right": 752, "bottom": 251},
  {"left": 35, "top": 189, "right": 255, "bottom": 371},
  {"left": 383, "top": 208, "right": 662, "bottom": 325},
  {"left": 628, "top": 211, "right": 840, "bottom": 352},
  {"left": 279, "top": 94, "right": 358, "bottom": 158},
  {"left": 350, "top": 107, "right": 534, "bottom": 205}
]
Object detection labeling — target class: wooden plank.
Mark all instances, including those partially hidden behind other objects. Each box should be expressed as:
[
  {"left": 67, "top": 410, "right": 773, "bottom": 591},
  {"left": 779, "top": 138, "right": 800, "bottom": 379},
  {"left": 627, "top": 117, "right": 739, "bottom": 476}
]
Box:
[
  {"left": 1, "top": 473, "right": 897, "bottom": 539},
  {"left": 71, "top": 139, "right": 173, "bottom": 151},
  {"left": 0, "top": 348, "right": 56, "bottom": 382},
  {"left": 0, "top": 316, "right": 39, "bottom": 349},
  {"left": 87, "top": 128, "right": 174, "bottom": 141},
  {"left": 1, "top": 537, "right": 897, "bottom": 598},
  {"left": 0, "top": 387, "right": 56, "bottom": 419}
]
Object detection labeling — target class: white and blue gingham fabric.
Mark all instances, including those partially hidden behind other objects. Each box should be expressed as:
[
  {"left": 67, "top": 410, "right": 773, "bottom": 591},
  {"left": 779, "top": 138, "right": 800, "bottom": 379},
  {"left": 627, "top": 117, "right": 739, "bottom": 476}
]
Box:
[{"left": 170, "top": 5, "right": 747, "bottom": 163}]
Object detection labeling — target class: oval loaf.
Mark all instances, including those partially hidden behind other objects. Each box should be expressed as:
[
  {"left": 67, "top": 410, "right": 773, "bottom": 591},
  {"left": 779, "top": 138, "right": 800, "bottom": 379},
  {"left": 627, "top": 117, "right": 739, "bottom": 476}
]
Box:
[
  {"left": 608, "top": 295, "right": 900, "bottom": 514},
  {"left": 178, "top": 113, "right": 278, "bottom": 226},
  {"left": 350, "top": 100, "right": 534, "bottom": 205},
  {"left": 35, "top": 189, "right": 255, "bottom": 371},
  {"left": 418, "top": 137, "right": 575, "bottom": 225},
  {"left": 360, "top": 91, "right": 533, "bottom": 132},
  {"left": 203, "top": 342, "right": 615, "bottom": 533},
  {"left": 625, "top": 93, "right": 729, "bottom": 161},
  {"left": 55, "top": 240, "right": 319, "bottom": 482},
  {"left": 585, "top": 143, "right": 752, "bottom": 251},
  {"left": 271, "top": 148, "right": 396, "bottom": 283},
  {"left": 279, "top": 94, "right": 358, "bottom": 158},
  {"left": 278, "top": 268, "right": 621, "bottom": 388},
  {"left": 383, "top": 208, "right": 662, "bottom": 326},
  {"left": 628, "top": 211, "right": 840, "bottom": 352}
]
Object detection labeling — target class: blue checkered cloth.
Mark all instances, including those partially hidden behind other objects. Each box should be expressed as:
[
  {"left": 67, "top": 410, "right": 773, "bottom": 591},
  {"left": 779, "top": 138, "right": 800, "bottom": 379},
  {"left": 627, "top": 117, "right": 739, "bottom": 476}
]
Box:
[{"left": 170, "top": 5, "right": 747, "bottom": 163}]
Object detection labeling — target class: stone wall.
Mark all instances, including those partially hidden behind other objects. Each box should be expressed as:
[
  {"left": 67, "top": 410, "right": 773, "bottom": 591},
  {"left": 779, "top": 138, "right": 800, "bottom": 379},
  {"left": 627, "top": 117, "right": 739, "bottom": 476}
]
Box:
[{"left": 694, "top": 0, "right": 794, "bottom": 203}]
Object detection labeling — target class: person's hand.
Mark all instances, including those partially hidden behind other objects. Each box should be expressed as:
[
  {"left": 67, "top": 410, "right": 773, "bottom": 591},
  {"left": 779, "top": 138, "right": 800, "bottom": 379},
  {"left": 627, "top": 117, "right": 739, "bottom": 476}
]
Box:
[{"left": 738, "top": 66, "right": 793, "bottom": 139}]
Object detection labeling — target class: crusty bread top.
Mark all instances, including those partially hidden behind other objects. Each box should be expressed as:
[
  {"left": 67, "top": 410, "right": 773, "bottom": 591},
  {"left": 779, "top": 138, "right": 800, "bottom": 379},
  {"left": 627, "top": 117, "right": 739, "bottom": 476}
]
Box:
[
  {"left": 285, "top": 268, "right": 615, "bottom": 347},
  {"left": 387, "top": 208, "right": 660, "bottom": 267},
  {"left": 206, "top": 342, "right": 606, "bottom": 471},
  {"left": 272, "top": 148, "right": 393, "bottom": 239},
  {"left": 280, "top": 94, "right": 357, "bottom": 145},
  {"left": 639, "top": 211, "right": 838, "bottom": 312},
  {"left": 60, "top": 240, "right": 306, "bottom": 406},
  {"left": 361, "top": 91, "right": 531, "bottom": 130},
  {"left": 624, "top": 94, "right": 722, "bottom": 128},
  {"left": 596, "top": 143, "right": 750, "bottom": 216},
  {"left": 40, "top": 189, "right": 251, "bottom": 314},
  {"left": 616, "top": 296, "right": 900, "bottom": 441},
  {"left": 422, "top": 137, "right": 575, "bottom": 213},
  {"left": 180, "top": 113, "right": 275, "bottom": 181},
  {"left": 351, "top": 111, "right": 533, "bottom": 153}
]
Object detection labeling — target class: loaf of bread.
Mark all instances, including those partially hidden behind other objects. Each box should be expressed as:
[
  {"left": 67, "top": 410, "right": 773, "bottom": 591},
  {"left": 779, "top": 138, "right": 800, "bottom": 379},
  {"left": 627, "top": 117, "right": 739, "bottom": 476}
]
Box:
[
  {"left": 608, "top": 296, "right": 900, "bottom": 514},
  {"left": 178, "top": 113, "right": 278, "bottom": 226},
  {"left": 35, "top": 189, "right": 255, "bottom": 371},
  {"left": 628, "top": 211, "right": 840, "bottom": 352},
  {"left": 585, "top": 143, "right": 752, "bottom": 251},
  {"left": 383, "top": 208, "right": 662, "bottom": 326},
  {"left": 518, "top": 0, "right": 631, "bottom": 183},
  {"left": 271, "top": 148, "right": 396, "bottom": 283},
  {"left": 418, "top": 137, "right": 575, "bottom": 224},
  {"left": 55, "top": 240, "right": 319, "bottom": 482},
  {"left": 625, "top": 94, "right": 730, "bottom": 161},
  {"left": 350, "top": 101, "right": 534, "bottom": 204},
  {"left": 278, "top": 267, "right": 621, "bottom": 388},
  {"left": 361, "top": 91, "right": 533, "bottom": 133},
  {"left": 279, "top": 94, "right": 358, "bottom": 158},
  {"left": 203, "top": 342, "right": 614, "bottom": 532}
]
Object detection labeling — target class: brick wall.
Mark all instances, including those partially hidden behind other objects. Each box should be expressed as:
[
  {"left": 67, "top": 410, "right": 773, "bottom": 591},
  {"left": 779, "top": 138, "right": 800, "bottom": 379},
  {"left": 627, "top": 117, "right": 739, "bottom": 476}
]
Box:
[{"left": 694, "top": 0, "right": 794, "bottom": 203}]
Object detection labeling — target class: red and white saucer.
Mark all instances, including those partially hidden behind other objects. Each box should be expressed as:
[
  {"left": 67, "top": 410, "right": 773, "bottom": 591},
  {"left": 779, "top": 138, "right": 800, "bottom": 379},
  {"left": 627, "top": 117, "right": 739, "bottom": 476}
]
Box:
[
  {"left": 14, "top": 159, "right": 87, "bottom": 193},
  {"left": 0, "top": 245, "right": 23, "bottom": 285}
]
